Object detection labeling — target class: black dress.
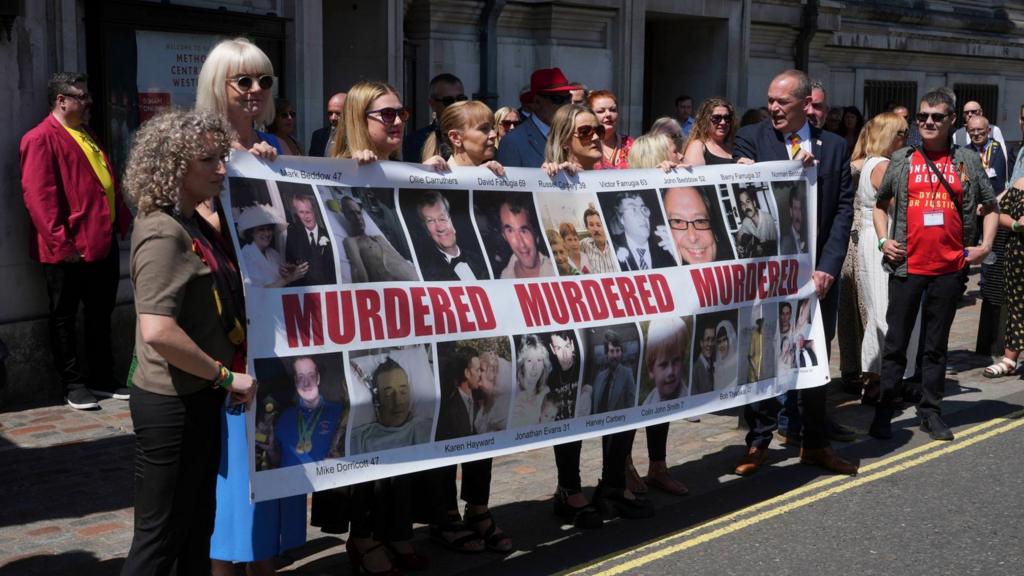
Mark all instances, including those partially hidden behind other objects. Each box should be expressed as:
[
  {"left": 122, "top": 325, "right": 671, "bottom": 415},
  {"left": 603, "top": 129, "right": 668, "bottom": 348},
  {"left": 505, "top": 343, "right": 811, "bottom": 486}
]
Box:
[{"left": 703, "top": 142, "right": 734, "bottom": 165}]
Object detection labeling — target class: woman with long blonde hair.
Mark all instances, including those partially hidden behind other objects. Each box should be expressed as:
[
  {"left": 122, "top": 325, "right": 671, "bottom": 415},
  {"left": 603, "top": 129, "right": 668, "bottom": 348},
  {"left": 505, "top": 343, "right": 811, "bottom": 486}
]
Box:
[
  {"left": 852, "top": 112, "right": 915, "bottom": 400},
  {"left": 682, "top": 97, "right": 736, "bottom": 166}
]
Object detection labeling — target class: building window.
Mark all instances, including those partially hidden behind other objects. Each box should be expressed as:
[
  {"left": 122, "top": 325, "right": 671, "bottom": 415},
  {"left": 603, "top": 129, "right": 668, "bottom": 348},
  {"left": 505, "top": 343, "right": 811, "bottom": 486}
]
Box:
[
  {"left": 863, "top": 80, "right": 917, "bottom": 119},
  {"left": 954, "top": 84, "right": 999, "bottom": 119}
]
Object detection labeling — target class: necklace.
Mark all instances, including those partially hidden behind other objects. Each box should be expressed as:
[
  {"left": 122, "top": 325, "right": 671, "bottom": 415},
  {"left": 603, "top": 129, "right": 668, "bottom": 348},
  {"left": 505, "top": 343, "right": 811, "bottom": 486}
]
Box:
[
  {"left": 603, "top": 134, "right": 620, "bottom": 165},
  {"left": 295, "top": 402, "right": 325, "bottom": 454}
]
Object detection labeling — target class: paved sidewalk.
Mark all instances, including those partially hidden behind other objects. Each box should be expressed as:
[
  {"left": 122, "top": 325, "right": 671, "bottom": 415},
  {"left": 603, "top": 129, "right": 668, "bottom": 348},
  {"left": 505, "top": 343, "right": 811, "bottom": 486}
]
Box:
[{"left": 2, "top": 281, "right": 1021, "bottom": 575}]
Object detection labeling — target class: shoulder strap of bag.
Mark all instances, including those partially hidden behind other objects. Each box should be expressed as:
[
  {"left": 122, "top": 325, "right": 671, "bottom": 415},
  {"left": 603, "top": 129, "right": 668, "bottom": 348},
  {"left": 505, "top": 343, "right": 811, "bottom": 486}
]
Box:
[{"left": 914, "top": 145, "right": 962, "bottom": 214}]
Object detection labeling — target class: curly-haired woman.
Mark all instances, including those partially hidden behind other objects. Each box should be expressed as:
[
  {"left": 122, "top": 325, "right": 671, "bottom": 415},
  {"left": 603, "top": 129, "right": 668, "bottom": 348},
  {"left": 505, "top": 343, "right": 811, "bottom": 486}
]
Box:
[{"left": 120, "top": 109, "right": 255, "bottom": 575}]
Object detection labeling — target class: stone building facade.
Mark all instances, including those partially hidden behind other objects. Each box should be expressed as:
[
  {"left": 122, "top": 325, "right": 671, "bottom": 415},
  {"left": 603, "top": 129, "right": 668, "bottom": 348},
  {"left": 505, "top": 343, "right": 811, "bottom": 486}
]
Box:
[{"left": 1, "top": 0, "right": 1022, "bottom": 403}]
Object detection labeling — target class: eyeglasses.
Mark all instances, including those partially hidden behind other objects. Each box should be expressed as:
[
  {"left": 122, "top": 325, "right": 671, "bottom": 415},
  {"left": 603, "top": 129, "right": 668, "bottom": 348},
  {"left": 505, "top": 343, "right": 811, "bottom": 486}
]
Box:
[
  {"left": 541, "top": 92, "right": 571, "bottom": 106},
  {"left": 963, "top": 109, "right": 982, "bottom": 116},
  {"left": 668, "top": 217, "right": 712, "bottom": 231},
  {"left": 574, "top": 124, "right": 606, "bottom": 140},
  {"left": 278, "top": 111, "right": 296, "bottom": 119},
  {"left": 916, "top": 112, "right": 949, "bottom": 124},
  {"left": 431, "top": 93, "right": 468, "bottom": 108},
  {"left": 501, "top": 120, "right": 522, "bottom": 130},
  {"left": 710, "top": 114, "right": 733, "bottom": 125},
  {"left": 366, "top": 107, "right": 410, "bottom": 124},
  {"left": 620, "top": 202, "right": 650, "bottom": 217},
  {"left": 228, "top": 74, "right": 274, "bottom": 92},
  {"left": 62, "top": 91, "right": 92, "bottom": 102}
]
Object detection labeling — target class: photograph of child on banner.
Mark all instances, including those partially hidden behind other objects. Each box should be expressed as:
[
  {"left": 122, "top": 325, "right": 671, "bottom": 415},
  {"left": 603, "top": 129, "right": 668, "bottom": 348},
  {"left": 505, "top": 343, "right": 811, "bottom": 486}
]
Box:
[
  {"left": 535, "top": 192, "right": 619, "bottom": 275},
  {"left": 230, "top": 177, "right": 309, "bottom": 288},
  {"left": 474, "top": 191, "right": 555, "bottom": 279},
  {"left": 719, "top": 181, "right": 780, "bottom": 259},
  {"left": 598, "top": 189, "right": 678, "bottom": 270},
  {"left": 772, "top": 180, "right": 810, "bottom": 256},
  {"left": 692, "top": 310, "right": 740, "bottom": 393},
  {"left": 738, "top": 304, "right": 778, "bottom": 386},
  {"left": 578, "top": 324, "right": 642, "bottom": 416},
  {"left": 435, "top": 337, "right": 513, "bottom": 440},
  {"left": 660, "top": 185, "right": 736, "bottom": 265},
  {"left": 252, "top": 353, "right": 347, "bottom": 470},
  {"left": 400, "top": 189, "right": 491, "bottom": 281},
  {"left": 639, "top": 317, "right": 693, "bottom": 404},
  {"left": 347, "top": 345, "right": 436, "bottom": 455}
]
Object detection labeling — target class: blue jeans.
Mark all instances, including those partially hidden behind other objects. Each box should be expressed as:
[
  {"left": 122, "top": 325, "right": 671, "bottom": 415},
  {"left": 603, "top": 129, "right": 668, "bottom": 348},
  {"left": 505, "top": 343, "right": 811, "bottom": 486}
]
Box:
[{"left": 777, "top": 390, "right": 802, "bottom": 434}]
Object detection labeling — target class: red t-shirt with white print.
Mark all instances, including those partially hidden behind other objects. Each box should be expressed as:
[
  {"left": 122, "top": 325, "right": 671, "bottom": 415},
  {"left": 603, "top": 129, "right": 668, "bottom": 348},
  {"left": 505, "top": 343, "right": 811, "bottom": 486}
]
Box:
[{"left": 905, "top": 149, "right": 964, "bottom": 276}]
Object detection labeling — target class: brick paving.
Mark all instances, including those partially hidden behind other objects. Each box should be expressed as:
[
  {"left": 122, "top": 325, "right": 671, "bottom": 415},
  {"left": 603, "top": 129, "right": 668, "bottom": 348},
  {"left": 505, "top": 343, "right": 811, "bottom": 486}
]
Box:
[{"left": 1, "top": 280, "right": 1020, "bottom": 575}]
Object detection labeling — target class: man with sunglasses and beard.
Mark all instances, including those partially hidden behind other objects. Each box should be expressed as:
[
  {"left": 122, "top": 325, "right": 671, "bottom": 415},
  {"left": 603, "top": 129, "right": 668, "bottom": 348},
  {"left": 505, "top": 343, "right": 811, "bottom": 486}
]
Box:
[
  {"left": 869, "top": 88, "right": 998, "bottom": 442},
  {"left": 497, "top": 68, "right": 577, "bottom": 168},
  {"left": 403, "top": 73, "right": 466, "bottom": 162}
]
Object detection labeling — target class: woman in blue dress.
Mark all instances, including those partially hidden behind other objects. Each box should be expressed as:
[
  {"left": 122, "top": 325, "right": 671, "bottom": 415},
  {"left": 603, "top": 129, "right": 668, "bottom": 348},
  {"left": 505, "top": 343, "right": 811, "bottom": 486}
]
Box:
[{"left": 194, "top": 37, "right": 305, "bottom": 576}]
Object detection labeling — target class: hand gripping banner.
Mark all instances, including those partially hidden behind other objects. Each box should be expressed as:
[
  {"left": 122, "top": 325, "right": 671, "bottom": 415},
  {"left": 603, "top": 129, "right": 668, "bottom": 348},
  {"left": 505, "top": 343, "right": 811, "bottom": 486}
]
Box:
[{"left": 222, "top": 153, "right": 829, "bottom": 502}]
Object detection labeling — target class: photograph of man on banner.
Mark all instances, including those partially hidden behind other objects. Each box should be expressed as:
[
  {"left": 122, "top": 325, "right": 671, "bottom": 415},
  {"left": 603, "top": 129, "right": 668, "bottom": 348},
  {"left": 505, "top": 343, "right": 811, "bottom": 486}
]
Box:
[
  {"left": 598, "top": 189, "right": 678, "bottom": 270},
  {"left": 474, "top": 191, "right": 555, "bottom": 279},
  {"left": 435, "top": 337, "right": 513, "bottom": 440},
  {"left": 400, "top": 189, "right": 491, "bottom": 281},
  {"left": 661, "top": 185, "right": 735, "bottom": 265},
  {"left": 578, "top": 324, "right": 642, "bottom": 415},
  {"left": 692, "top": 310, "right": 740, "bottom": 393},
  {"left": 738, "top": 304, "right": 778, "bottom": 386}
]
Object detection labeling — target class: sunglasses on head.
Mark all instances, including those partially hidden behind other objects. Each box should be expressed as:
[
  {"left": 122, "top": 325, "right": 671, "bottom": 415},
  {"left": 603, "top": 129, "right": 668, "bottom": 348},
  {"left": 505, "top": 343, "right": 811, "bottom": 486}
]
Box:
[
  {"left": 434, "top": 94, "right": 468, "bottom": 107},
  {"left": 574, "top": 124, "right": 606, "bottom": 140},
  {"left": 228, "top": 74, "right": 274, "bottom": 92},
  {"left": 501, "top": 119, "right": 522, "bottom": 130},
  {"left": 710, "top": 114, "right": 733, "bottom": 125},
  {"left": 916, "top": 112, "right": 949, "bottom": 124},
  {"left": 541, "top": 92, "right": 571, "bottom": 106},
  {"left": 366, "top": 106, "right": 410, "bottom": 124}
]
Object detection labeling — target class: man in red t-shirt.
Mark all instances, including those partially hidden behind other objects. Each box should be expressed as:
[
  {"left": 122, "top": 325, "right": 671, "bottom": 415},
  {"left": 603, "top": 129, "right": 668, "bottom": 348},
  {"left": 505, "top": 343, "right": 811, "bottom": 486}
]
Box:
[{"left": 871, "top": 88, "right": 998, "bottom": 441}]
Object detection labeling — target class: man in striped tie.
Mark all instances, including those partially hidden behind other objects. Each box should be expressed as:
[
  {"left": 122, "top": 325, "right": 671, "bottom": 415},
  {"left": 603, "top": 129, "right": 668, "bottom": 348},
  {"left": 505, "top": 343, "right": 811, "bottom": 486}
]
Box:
[
  {"left": 732, "top": 69, "right": 856, "bottom": 477},
  {"left": 609, "top": 191, "right": 677, "bottom": 271}
]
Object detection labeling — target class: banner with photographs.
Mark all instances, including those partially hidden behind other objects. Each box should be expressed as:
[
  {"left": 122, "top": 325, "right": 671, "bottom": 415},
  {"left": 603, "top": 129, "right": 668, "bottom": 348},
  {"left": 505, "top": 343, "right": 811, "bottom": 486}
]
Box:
[{"left": 222, "top": 153, "right": 829, "bottom": 502}]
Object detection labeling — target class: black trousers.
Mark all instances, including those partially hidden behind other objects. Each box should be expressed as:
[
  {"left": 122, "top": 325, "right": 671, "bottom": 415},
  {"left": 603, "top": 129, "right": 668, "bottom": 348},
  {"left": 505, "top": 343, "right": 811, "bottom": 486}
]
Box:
[
  {"left": 879, "top": 272, "right": 964, "bottom": 416},
  {"left": 122, "top": 385, "right": 223, "bottom": 576},
  {"left": 552, "top": 429, "right": 635, "bottom": 491},
  {"left": 42, "top": 242, "right": 120, "bottom": 393},
  {"left": 349, "top": 475, "right": 413, "bottom": 542},
  {"left": 645, "top": 423, "right": 668, "bottom": 461},
  {"left": 743, "top": 281, "right": 839, "bottom": 450}
]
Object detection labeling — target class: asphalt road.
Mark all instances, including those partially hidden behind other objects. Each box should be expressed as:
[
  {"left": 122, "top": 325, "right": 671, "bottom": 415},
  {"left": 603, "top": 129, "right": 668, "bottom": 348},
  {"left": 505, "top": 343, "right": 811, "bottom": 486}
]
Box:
[{"left": 470, "top": 390, "right": 1024, "bottom": 576}]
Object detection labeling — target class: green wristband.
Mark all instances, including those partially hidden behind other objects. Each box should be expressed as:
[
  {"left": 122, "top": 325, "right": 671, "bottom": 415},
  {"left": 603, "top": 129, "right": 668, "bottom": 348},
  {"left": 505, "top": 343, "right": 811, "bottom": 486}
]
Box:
[
  {"left": 1013, "top": 222, "right": 1021, "bottom": 233},
  {"left": 877, "top": 237, "right": 887, "bottom": 251}
]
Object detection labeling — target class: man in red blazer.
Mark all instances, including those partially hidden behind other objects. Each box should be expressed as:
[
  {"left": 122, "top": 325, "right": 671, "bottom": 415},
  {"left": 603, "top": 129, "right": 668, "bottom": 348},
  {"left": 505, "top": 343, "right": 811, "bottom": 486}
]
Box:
[{"left": 19, "top": 72, "right": 132, "bottom": 410}]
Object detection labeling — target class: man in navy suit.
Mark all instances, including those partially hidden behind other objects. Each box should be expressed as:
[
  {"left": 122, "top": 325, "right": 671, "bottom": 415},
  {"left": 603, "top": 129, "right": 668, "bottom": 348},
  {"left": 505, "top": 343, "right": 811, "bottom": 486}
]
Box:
[
  {"left": 732, "top": 69, "right": 856, "bottom": 477},
  {"left": 496, "top": 68, "right": 576, "bottom": 168},
  {"left": 308, "top": 92, "right": 346, "bottom": 157}
]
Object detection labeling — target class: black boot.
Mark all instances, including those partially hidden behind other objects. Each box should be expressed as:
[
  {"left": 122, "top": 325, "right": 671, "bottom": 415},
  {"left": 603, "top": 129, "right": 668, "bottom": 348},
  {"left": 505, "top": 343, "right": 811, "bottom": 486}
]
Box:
[
  {"left": 868, "top": 406, "right": 895, "bottom": 440},
  {"left": 592, "top": 480, "right": 655, "bottom": 519},
  {"left": 920, "top": 413, "right": 954, "bottom": 441}
]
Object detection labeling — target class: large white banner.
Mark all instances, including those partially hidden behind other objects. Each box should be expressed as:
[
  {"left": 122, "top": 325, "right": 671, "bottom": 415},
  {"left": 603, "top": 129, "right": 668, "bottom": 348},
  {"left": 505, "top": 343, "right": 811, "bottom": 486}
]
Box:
[{"left": 222, "top": 153, "right": 829, "bottom": 502}]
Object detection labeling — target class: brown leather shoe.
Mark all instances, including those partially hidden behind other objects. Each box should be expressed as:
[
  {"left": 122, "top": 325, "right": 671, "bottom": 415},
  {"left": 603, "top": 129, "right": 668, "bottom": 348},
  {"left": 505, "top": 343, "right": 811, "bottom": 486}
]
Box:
[
  {"left": 734, "top": 446, "right": 768, "bottom": 476},
  {"left": 799, "top": 446, "right": 858, "bottom": 475}
]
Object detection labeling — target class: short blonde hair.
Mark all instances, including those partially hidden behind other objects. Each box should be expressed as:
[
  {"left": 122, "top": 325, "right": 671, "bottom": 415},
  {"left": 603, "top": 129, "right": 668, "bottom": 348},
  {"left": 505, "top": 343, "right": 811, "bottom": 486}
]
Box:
[
  {"left": 195, "top": 38, "right": 275, "bottom": 127},
  {"left": 123, "top": 110, "right": 233, "bottom": 215},
  {"left": 333, "top": 80, "right": 402, "bottom": 160},
  {"left": 645, "top": 316, "right": 689, "bottom": 379},
  {"left": 544, "top": 104, "right": 595, "bottom": 164},
  {"left": 627, "top": 133, "right": 673, "bottom": 169},
  {"left": 851, "top": 112, "right": 906, "bottom": 161}
]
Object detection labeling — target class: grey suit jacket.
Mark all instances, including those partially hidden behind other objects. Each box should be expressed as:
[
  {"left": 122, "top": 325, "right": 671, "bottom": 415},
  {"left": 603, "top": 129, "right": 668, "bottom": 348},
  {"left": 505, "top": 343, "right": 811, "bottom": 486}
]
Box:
[{"left": 591, "top": 363, "right": 636, "bottom": 414}]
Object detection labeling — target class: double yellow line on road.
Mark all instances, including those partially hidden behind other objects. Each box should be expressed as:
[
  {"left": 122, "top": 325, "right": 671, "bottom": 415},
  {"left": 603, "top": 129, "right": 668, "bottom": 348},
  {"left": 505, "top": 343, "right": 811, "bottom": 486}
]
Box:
[{"left": 563, "top": 410, "right": 1024, "bottom": 576}]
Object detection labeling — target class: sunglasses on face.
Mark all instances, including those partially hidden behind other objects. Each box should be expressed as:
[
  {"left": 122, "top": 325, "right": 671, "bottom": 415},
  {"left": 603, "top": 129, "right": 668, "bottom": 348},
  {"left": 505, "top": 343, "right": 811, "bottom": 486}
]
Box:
[
  {"left": 710, "top": 114, "right": 733, "bottom": 125},
  {"left": 434, "top": 94, "right": 468, "bottom": 107},
  {"left": 228, "top": 74, "right": 274, "bottom": 92},
  {"left": 542, "top": 93, "right": 571, "bottom": 106},
  {"left": 501, "top": 119, "right": 522, "bottom": 130},
  {"left": 574, "top": 124, "right": 606, "bottom": 140},
  {"left": 62, "top": 92, "right": 92, "bottom": 102},
  {"left": 916, "top": 112, "right": 949, "bottom": 124},
  {"left": 366, "top": 107, "right": 410, "bottom": 124}
]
